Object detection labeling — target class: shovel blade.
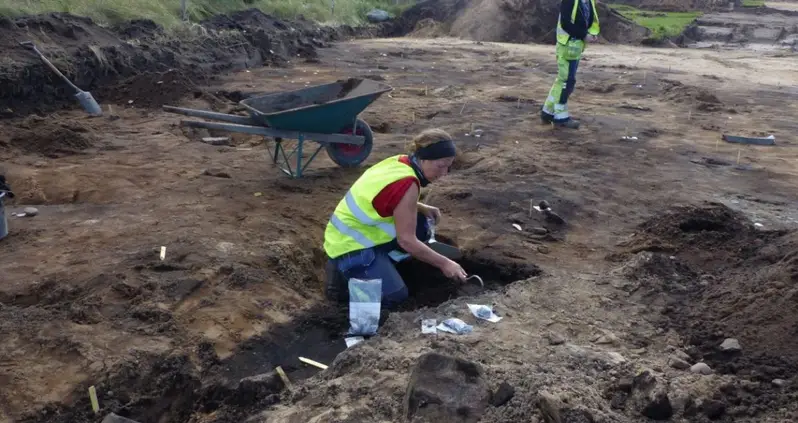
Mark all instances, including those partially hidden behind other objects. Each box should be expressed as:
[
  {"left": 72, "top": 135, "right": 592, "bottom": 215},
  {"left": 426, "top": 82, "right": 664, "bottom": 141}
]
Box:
[{"left": 75, "top": 91, "right": 103, "bottom": 116}]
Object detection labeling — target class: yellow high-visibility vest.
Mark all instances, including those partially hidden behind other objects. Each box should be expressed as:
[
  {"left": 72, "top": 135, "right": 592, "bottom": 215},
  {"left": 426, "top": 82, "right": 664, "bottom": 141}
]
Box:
[
  {"left": 323, "top": 155, "right": 419, "bottom": 259},
  {"left": 556, "top": 0, "right": 600, "bottom": 45}
]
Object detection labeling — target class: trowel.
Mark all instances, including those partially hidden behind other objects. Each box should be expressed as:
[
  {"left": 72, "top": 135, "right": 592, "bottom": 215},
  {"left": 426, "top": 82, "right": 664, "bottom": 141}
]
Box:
[
  {"left": 426, "top": 218, "right": 463, "bottom": 260},
  {"left": 19, "top": 41, "right": 102, "bottom": 116}
]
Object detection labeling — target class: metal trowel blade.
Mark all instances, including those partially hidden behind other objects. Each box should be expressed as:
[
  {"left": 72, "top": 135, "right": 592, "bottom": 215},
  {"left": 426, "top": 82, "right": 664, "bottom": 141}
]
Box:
[{"left": 428, "top": 241, "right": 462, "bottom": 260}]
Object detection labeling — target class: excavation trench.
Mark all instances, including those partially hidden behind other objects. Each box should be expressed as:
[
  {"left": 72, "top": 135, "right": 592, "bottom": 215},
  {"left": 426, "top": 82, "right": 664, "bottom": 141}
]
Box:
[
  {"left": 214, "top": 252, "right": 541, "bottom": 384},
  {"left": 21, "top": 253, "right": 539, "bottom": 423}
]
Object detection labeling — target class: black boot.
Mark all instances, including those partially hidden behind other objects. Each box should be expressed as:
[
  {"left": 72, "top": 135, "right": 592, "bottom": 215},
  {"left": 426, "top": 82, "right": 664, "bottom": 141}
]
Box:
[{"left": 554, "top": 118, "right": 580, "bottom": 129}]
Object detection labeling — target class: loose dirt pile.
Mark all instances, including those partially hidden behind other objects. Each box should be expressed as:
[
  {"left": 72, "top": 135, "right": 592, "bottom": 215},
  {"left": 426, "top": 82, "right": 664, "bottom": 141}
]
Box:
[
  {"left": 382, "top": 0, "right": 652, "bottom": 44},
  {"left": 0, "top": 10, "right": 350, "bottom": 118},
  {"left": 0, "top": 115, "right": 97, "bottom": 158},
  {"left": 611, "top": 203, "right": 798, "bottom": 416}
]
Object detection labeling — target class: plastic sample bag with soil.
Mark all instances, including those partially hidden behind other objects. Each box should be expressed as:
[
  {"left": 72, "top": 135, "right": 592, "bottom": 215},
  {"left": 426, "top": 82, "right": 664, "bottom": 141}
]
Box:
[{"left": 347, "top": 278, "right": 382, "bottom": 336}]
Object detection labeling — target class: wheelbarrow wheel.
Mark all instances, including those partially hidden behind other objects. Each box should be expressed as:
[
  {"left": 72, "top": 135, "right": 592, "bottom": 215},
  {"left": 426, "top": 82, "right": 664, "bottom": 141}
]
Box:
[{"left": 326, "top": 118, "right": 373, "bottom": 168}]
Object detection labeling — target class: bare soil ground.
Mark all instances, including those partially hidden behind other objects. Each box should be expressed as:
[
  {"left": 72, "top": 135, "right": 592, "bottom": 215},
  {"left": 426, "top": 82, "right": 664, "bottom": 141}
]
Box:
[{"left": 1, "top": 12, "right": 798, "bottom": 423}]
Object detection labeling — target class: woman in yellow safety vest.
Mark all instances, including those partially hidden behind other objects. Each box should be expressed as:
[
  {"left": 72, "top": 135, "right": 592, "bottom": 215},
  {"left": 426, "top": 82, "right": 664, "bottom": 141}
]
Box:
[{"left": 323, "top": 128, "right": 467, "bottom": 309}]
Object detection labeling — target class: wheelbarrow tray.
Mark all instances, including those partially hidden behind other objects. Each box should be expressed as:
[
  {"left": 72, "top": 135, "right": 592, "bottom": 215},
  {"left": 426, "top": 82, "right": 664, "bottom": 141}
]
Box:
[{"left": 240, "top": 78, "right": 392, "bottom": 133}]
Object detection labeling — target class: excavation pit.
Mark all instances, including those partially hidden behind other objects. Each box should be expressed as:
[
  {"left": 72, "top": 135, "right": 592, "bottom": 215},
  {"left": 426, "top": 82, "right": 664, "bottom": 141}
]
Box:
[{"left": 212, "top": 253, "right": 541, "bottom": 386}]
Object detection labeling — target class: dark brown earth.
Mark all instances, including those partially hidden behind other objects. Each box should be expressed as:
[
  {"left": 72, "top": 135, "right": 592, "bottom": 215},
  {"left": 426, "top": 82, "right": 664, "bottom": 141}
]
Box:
[{"left": 1, "top": 5, "right": 798, "bottom": 423}]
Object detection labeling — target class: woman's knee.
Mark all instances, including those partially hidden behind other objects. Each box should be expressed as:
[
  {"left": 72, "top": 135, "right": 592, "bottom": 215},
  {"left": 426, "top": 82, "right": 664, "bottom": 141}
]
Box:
[{"left": 383, "top": 286, "right": 409, "bottom": 309}]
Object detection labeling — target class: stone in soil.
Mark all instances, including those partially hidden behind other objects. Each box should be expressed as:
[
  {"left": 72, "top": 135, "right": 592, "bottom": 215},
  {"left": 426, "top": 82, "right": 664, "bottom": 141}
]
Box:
[
  {"left": 719, "top": 338, "right": 741, "bottom": 352},
  {"left": 690, "top": 362, "right": 713, "bottom": 375},
  {"left": 404, "top": 352, "right": 491, "bottom": 422},
  {"left": 668, "top": 355, "right": 691, "bottom": 370}
]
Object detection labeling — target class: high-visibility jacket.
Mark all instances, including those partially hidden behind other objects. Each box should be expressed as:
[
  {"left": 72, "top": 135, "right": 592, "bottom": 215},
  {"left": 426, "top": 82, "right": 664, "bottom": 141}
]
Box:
[
  {"left": 556, "top": 0, "right": 600, "bottom": 45},
  {"left": 324, "top": 155, "right": 419, "bottom": 259}
]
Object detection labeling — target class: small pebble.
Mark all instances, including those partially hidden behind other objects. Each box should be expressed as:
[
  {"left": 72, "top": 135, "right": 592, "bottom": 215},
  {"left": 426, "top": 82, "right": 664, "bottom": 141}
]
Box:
[
  {"left": 720, "top": 338, "right": 741, "bottom": 352},
  {"left": 690, "top": 362, "right": 713, "bottom": 375},
  {"left": 772, "top": 379, "right": 785, "bottom": 388},
  {"left": 23, "top": 207, "right": 39, "bottom": 217}
]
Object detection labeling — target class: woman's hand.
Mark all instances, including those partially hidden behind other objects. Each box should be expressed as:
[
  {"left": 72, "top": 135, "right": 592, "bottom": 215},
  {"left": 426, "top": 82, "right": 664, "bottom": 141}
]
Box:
[
  {"left": 418, "top": 203, "right": 442, "bottom": 225},
  {"left": 441, "top": 259, "right": 467, "bottom": 282}
]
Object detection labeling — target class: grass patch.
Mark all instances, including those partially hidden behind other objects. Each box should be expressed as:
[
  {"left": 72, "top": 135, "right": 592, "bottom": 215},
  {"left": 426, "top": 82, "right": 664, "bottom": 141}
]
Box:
[
  {"left": 609, "top": 4, "right": 701, "bottom": 39},
  {"left": 742, "top": 0, "right": 765, "bottom": 7},
  {"left": 0, "top": 0, "right": 412, "bottom": 28}
]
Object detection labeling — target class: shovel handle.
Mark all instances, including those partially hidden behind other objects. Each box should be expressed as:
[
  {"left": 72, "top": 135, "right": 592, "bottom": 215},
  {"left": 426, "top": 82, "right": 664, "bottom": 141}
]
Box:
[{"left": 21, "top": 42, "right": 81, "bottom": 93}]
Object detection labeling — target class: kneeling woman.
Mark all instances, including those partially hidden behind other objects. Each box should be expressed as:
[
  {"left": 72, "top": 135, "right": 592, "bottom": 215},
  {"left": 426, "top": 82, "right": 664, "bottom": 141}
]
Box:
[{"left": 323, "top": 128, "right": 467, "bottom": 309}]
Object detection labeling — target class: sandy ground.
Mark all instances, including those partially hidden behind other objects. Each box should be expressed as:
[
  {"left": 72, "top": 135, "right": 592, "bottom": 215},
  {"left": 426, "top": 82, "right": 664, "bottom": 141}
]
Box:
[
  {"left": 1, "top": 36, "right": 798, "bottom": 422},
  {"left": 767, "top": 1, "right": 798, "bottom": 11}
]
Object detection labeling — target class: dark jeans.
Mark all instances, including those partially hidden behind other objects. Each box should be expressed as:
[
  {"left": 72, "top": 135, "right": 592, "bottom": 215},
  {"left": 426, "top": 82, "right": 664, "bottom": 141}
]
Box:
[{"left": 325, "top": 212, "right": 430, "bottom": 310}]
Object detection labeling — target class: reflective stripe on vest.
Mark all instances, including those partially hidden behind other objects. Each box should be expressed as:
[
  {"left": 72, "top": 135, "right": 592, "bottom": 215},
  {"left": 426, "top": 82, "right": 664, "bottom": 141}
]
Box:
[
  {"left": 556, "top": 0, "right": 600, "bottom": 45},
  {"left": 323, "top": 155, "right": 419, "bottom": 259}
]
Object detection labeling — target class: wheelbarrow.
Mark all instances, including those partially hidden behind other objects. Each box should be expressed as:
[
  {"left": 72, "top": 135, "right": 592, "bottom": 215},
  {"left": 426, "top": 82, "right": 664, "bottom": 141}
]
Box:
[{"left": 163, "top": 78, "right": 393, "bottom": 178}]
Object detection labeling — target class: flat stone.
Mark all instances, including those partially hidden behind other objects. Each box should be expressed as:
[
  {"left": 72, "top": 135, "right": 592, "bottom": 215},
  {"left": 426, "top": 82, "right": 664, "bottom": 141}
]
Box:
[
  {"left": 531, "top": 227, "right": 549, "bottom": 235},
  {"left": 668, "top": 355, "right": 691, "bottom": 370},
  {"left": 405, "top": 352, "right": 491, "bottom": 422},
  {"left": 690, "top": 363, "right": 713, "bottom": 375},
  {"left": 23, "top": 207, "right": 39, "bottom": 217},
  {"left": 593, "top": 331, "right": 620, "bottom": 346},
  {"left": 720, "top": 338, "right": 741, "bottom": 352},
  {"left": 672, "top": 349, "right": 691, "bottom": 362},
  {"left": 607, "top": 352, "right": 627, "bottom": 365},
  {"left": 546, "top": 332, "right": 566, "bottom": 345}
]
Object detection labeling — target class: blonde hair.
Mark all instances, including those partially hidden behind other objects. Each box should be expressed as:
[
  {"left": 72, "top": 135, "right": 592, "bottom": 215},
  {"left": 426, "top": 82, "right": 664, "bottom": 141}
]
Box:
[{"left": 407, "top": 128, "right": 455, "bottom": 154}]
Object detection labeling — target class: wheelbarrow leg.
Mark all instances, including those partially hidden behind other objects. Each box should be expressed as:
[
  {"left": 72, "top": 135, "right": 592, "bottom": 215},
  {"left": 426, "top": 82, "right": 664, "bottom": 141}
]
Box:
[
  {"left": 296, "top": 134, "right": 304, "bottom": 179},
  {"left": 273, "top": 137, "right": 282, "bottom": 164}
]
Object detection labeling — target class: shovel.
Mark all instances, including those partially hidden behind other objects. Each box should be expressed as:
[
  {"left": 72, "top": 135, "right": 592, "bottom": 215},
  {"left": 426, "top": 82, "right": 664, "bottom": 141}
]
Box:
[
  {"left": 19, "top": 41, "right": 102, "bottom": 116},
  {"left": 426, "top": 218, "right": 463, "bottom": 261}
]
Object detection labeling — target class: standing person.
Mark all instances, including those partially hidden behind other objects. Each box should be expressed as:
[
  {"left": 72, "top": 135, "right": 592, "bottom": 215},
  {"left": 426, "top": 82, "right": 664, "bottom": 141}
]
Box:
[
  {"left": 541, "top": 0, "right": 600, "bottom": 129},
  {"left": 323, "top": 128, "right": 467, "bottom": 310}
]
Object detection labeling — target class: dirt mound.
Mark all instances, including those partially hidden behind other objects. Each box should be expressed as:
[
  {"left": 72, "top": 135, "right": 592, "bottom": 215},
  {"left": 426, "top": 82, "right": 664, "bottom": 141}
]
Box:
[
  {"left": 382, "top": 0, "right": 651, "bottom": 44},
  {"left": 661, "top": 79, "right": 727, "bottom": 111},
  {"left": 614, "top": 203, "right": 798, "bottom": 415},
  {"left": 0, "top": 115, "right": 97, "bottom": 158},
  {"left": 0, "top": 10, "right": 347, "bottom": 117}
]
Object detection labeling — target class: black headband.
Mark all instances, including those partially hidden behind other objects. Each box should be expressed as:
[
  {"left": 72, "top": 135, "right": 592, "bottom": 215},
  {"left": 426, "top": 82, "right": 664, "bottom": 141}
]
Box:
[{"left": 415, "top": 139, "right": 456, "bottom": 160}]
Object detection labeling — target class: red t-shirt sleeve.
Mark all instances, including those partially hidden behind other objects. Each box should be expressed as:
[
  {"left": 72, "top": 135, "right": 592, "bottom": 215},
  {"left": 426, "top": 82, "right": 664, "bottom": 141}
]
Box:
[
  {"left": 372, "top": 177, "right": 418, "bottom": 218},
  {"left": 372, "top": 155, "right": 418, "bottom": 218}
]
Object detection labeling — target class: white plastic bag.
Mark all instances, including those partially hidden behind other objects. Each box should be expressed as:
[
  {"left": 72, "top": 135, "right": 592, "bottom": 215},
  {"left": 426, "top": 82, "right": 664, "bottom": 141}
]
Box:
[{"left": 348, "top": 278, "right": 382, "bottom": 336}]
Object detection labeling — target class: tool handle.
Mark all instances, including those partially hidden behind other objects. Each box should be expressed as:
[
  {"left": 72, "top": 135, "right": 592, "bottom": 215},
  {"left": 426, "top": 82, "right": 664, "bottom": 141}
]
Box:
[{"left": 30, "top": 46, "right": 81, "bottom": 93}]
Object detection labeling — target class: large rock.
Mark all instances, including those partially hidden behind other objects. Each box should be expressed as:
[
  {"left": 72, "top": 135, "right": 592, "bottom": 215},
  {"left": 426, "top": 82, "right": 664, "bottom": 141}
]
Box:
[
  {"left": 367, "top": 9, "right": 392, "bottom": 23},
  {"left": 630, "top": 371, "right": 673, "bottom": 421},
  {"left": 404, "top": 352, "right": 491, "bottom": 422}
]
